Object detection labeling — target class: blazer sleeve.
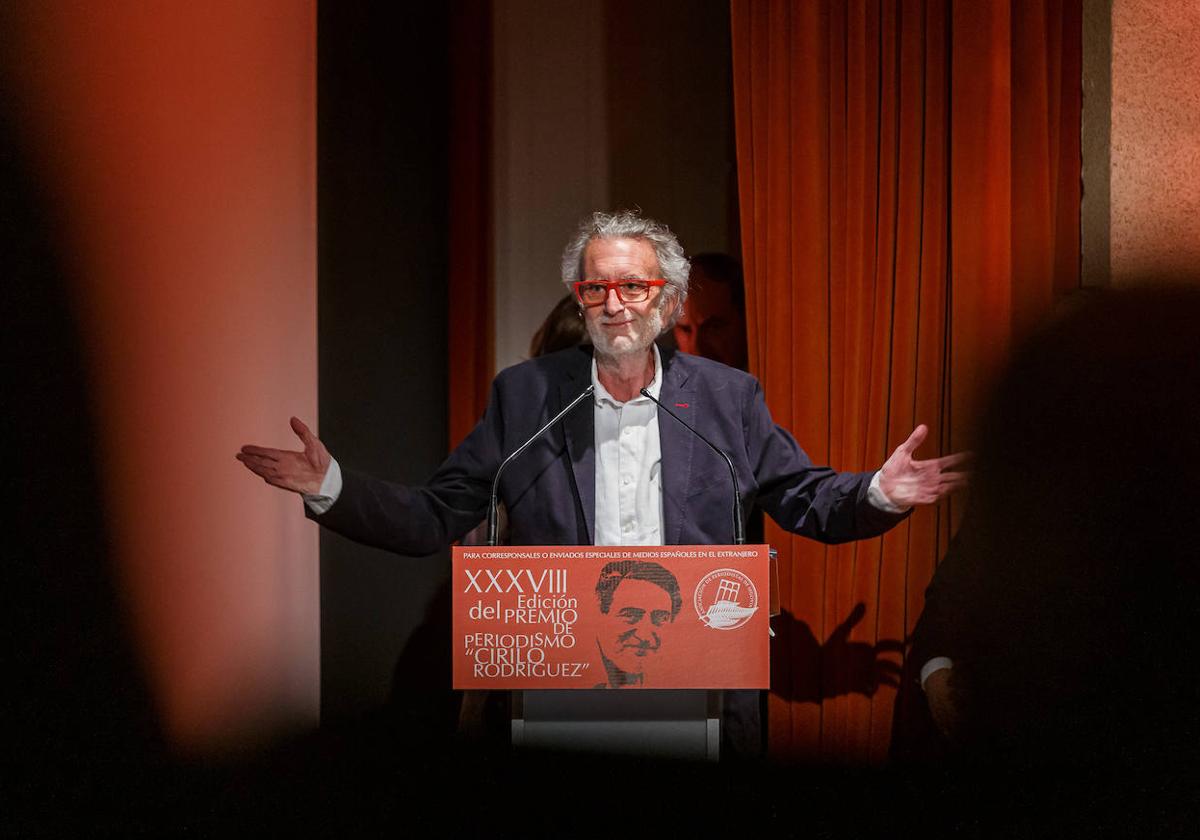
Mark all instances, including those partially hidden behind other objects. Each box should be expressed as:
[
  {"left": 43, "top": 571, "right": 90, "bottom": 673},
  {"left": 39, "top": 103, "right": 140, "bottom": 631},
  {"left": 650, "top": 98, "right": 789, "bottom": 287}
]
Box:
[
  {"left": 910, "top": 534, "right": 980, "bottom": 669},
  {"left": 743, "top": 379, "right": 908, "bottom": 544},
  {"left": 305, "top": 380, "right": 506, "bottom": 557}
]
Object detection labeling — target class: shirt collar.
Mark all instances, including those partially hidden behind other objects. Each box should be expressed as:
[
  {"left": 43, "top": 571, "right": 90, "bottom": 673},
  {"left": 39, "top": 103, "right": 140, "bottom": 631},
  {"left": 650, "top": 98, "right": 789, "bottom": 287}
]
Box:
[{"left": 591, "top": 344, "right": 663, "bottom": 407}]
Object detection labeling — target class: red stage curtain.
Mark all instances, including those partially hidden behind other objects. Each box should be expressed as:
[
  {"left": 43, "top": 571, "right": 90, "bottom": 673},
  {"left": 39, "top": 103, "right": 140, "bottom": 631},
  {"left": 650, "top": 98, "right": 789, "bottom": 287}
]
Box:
[
  {"left": 447, "top": 0, "right": 494, "bottom": 449},
  {"left": 731, "top": 0, "right": 1080, "bottom": 763}
]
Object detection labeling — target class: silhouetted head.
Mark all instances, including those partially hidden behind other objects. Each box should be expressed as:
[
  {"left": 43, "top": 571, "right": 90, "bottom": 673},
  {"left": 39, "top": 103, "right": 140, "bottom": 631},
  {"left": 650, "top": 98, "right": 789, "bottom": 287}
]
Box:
[
  {"left": 673, "top": 252, "right": 747, "bottom": 369},
  {"left": 959, "top": 284, "right": 1200, "bottom": 767},
  {"left": 528, "top": 293, "right": 588, "bottom": 358}
]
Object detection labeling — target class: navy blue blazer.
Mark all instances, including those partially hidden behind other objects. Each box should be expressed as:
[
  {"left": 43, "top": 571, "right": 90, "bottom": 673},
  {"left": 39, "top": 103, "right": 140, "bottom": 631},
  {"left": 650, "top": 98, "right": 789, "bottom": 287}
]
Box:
[{"left": 310, "top": 345, "right": 906, "bottom": 554}]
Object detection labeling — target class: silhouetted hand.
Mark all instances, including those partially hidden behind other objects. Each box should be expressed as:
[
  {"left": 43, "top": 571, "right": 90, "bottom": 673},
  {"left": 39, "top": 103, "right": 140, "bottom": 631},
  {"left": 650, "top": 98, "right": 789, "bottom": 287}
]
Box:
[
  {"left": 773, "top": 605, "right": 905, "bottom": 703},
  {"left": 923, "top": 666, "right": 962, "bottom": 740},
  {"left": 822, "top": 603, "right": 903, "bottom": 696},
  {"left": 236, "top": 417, "right": 330, "bottom": 495},
  {"left": 878, "top": 424, "right": 970, "bottom": 507}
]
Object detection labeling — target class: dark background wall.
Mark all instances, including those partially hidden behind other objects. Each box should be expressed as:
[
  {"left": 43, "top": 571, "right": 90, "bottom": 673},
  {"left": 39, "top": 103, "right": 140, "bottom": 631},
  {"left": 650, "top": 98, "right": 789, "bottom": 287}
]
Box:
[
  {"left": 606, "top": 0, "right": 738, "bottom": 256},
  {"left": 317, "top": 2, "right": 452, "bottom": 723},
  {"left": 491, "top": 0, "right": 736, "bottom": 369}
]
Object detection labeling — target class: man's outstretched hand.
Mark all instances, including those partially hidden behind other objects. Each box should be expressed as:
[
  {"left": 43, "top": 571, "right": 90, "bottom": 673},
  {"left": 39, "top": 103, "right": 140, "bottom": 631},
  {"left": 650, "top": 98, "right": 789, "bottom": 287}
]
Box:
[
  {"left": 236, "top": 417, "right": 331, "bottom": 495},
  {"left": 877, "top": 424, "right": 970, "bottom": 508}
]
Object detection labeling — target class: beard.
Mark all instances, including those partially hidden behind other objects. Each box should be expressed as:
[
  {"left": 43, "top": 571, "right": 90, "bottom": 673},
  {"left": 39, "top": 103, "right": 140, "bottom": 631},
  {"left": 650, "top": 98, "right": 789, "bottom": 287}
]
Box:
[{"left": 587, "top": 299, "right": 666, "bottom": 360}]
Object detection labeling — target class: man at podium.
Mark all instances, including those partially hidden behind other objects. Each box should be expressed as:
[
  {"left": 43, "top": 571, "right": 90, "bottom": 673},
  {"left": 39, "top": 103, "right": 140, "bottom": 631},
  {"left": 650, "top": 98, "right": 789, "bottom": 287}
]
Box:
[
  {"left": 239, "top": 208, "right": 966, "bottom": 758},
  {"left": 238, "top": 209, "right": 966, "bottom": 554}
]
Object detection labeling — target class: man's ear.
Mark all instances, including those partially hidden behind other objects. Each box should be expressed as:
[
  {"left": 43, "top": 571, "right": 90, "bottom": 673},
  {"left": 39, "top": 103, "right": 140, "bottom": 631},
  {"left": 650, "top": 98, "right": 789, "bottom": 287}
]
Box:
[{"left": 662, "top": 290, "right": 684, "bottom": 329}]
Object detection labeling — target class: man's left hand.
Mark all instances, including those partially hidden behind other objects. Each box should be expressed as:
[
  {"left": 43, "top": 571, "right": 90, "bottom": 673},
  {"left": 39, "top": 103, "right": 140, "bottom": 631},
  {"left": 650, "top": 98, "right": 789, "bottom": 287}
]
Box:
[{"left": 877, "top": 424, "right": 970, "bottom": 507}]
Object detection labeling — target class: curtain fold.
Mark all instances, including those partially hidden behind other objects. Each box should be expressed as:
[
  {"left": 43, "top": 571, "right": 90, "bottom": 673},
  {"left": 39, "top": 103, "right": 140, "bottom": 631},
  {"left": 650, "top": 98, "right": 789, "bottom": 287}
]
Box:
[{"left": 732, "top": 0, "right": 1080, "bottom": 763}]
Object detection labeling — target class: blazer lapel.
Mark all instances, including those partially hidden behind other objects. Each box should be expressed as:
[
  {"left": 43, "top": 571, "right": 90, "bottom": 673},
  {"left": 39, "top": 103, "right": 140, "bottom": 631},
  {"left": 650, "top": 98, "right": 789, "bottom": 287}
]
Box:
[
  {"left": 560, "top": 357, "right": 595, "bottom": 544},
  {"left": 657, "top": 350, "right": 695, "bottom": 545}
]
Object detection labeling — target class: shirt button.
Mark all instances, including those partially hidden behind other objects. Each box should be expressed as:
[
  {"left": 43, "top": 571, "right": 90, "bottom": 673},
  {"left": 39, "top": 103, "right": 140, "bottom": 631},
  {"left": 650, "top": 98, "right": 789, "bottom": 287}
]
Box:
[{"left": 622, "top": 476, "right": 631, "bottom": 485}]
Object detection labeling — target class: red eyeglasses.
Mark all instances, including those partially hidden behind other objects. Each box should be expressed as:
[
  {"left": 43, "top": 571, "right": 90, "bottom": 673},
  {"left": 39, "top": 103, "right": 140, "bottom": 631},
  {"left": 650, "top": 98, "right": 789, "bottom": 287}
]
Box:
[{"left": 572, "top": 279, "right": 667, "bottom": 307}]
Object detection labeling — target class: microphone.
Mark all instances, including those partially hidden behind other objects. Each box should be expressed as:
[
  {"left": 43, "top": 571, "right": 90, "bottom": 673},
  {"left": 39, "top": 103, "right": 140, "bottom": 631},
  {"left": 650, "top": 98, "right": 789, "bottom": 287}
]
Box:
[
  {"left": 640, "top": 387, "right": 746, "bottom": 545},
  {"left": 487, "top": 384, "right": 595, "bottom": 546}
]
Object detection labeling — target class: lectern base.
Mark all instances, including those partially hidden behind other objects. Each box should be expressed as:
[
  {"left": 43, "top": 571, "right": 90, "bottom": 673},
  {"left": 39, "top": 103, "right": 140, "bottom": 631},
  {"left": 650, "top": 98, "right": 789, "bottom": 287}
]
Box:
[{"left": 511, "top": 690, "right": 721, "bottom": 761}]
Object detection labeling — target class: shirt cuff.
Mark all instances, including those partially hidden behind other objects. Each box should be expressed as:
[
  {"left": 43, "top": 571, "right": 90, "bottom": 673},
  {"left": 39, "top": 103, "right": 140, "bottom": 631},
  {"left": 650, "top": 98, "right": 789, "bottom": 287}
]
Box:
[
  {"left": 302, "top": 458, "right": 342, "bottom": 515},
  {"left": 867, "top": 470, "right": 910, "bottom": 513},
  {"left": 919, "top": 657, "right": 954, "bottom": 689}
]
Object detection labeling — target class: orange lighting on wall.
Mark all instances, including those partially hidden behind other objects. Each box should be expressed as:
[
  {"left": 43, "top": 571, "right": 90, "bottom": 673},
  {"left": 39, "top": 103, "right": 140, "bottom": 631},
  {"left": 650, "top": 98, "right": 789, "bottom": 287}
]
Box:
[{"left": 5, "top": 2, "right": 319, "bottom": 753}]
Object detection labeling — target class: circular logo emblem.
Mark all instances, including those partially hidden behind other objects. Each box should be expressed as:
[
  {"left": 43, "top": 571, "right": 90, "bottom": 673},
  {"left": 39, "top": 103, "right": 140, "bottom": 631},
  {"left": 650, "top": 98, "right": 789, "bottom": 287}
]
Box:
[{"left": 693, "top": 568, "right": 759, "bottom": 630}]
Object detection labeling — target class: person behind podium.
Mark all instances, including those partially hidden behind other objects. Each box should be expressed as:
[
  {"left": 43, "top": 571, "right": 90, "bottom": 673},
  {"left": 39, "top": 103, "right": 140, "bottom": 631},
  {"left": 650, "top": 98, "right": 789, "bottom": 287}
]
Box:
[
  {"left": 593, "top": 560, "right": 681, "bottom": 688},
  {"left": 671, "top": 252, "right": 748, "bottom": 371},
  {"left": 237, "top": 209, "right": 966, "bottom": 595}
]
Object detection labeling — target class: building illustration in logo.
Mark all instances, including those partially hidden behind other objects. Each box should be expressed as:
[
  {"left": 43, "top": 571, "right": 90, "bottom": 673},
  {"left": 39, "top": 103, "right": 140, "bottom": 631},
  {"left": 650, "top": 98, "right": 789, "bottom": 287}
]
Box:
[{"left": 693, "top": 568, "right": 758, "bottom": 630}]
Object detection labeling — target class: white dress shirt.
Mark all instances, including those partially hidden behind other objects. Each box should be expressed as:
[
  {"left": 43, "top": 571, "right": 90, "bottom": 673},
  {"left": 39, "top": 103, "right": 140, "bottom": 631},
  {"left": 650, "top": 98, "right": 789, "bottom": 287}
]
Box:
[{"left": 591, "top": 345, "right": 665, "bottom": 546}]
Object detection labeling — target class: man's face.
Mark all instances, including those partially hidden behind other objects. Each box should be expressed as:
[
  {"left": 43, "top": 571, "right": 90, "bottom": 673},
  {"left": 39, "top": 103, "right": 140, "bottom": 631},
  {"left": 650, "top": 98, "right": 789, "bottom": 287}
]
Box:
[
  {"left": 598, "top": 578, "right": 675, "bottom": 677},
  {"left": 580, "top": 237, "right": 670, "bottom": 359},
  {"left": 672, "top": 266, "right": 748, "bottom": 369}
]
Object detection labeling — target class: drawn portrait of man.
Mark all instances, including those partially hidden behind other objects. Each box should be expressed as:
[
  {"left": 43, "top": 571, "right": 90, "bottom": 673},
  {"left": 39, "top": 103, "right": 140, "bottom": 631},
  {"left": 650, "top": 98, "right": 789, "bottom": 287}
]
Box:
[{"left": 593, "top": 560, "right": 682, "bottom": 688}]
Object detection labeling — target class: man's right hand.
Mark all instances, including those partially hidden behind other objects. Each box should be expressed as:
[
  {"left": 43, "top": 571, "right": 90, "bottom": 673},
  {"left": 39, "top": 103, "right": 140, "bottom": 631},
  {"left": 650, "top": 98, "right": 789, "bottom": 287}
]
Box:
[{"left": 237, "top": 417, "right": 331, "bottom": 495}]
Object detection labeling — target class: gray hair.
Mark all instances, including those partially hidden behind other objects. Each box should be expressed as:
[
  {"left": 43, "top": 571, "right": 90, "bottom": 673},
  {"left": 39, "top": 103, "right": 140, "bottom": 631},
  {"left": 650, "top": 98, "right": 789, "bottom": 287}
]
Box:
[{"left": 560, "top": 210, "right": 690, "bottom": 323}]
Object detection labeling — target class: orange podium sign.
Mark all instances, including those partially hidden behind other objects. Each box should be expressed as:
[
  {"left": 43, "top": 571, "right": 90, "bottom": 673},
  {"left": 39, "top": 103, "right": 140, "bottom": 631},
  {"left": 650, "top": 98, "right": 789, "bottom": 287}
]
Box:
[{"left": 452, "top": 545, "right": 769, "bottom": 690}]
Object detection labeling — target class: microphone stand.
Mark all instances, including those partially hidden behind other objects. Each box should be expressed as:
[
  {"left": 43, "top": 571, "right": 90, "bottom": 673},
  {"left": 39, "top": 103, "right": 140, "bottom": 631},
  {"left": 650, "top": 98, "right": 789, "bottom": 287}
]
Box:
[
  {"left": 487, "top": 385, "right": 595, "bottom": 546},
  {"left": 640, "top": 387, "right": 746, "bottom": 545}
]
